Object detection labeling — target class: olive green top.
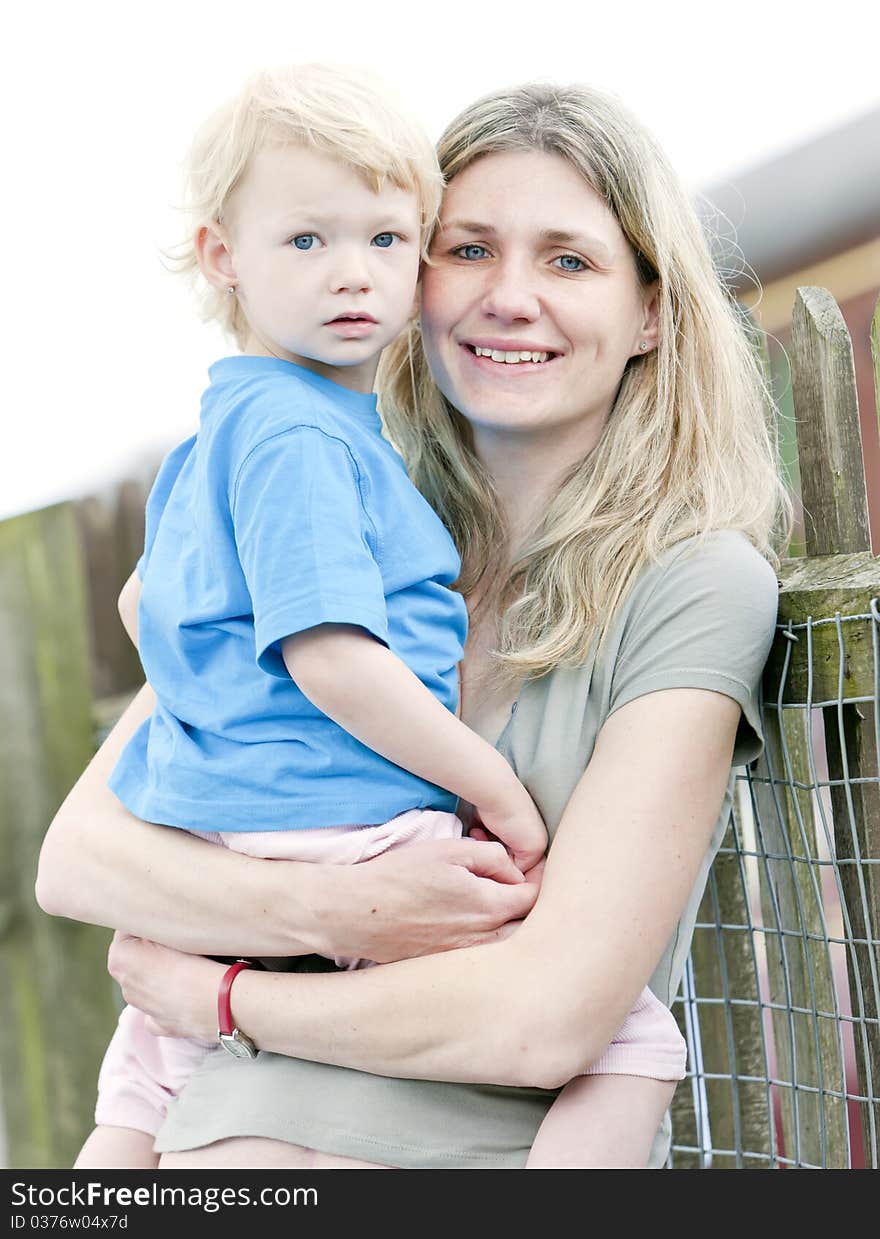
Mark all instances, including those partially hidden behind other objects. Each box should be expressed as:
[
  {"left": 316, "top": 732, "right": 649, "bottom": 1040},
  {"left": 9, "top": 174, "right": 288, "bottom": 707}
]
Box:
[{"left": 155, "top": 530, "right": 780, "bottom": 1168}]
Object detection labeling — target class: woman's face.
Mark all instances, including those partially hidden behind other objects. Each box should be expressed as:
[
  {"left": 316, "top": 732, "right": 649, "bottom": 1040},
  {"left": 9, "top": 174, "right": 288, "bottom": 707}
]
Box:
[{"left": 420, "top": 149, "right": 658, "bottom": 446}]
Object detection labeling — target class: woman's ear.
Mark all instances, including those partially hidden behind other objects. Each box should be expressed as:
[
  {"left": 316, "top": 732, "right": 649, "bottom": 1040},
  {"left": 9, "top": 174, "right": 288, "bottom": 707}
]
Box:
[
  {"left": 195, "top": 222, "right": 237, "bottom": 291},
  {"left": 632, "top": 281, "right": 660, "bottom": 356}
]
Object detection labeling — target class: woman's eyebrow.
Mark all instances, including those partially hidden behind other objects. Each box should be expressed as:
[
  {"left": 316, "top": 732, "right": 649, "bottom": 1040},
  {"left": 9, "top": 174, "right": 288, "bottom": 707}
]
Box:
[
  {"left": 539, "top": 229, "right": 613, "bottom": 263},
  {"left": 438, "top": 219, "right": 496, "bottom": 235}
]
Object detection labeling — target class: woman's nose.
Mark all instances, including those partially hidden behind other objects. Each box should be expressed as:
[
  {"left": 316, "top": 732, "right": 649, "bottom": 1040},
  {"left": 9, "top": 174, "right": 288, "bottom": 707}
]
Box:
[{"left": 479, "top": 259, "right": 540, "bottom": 322}]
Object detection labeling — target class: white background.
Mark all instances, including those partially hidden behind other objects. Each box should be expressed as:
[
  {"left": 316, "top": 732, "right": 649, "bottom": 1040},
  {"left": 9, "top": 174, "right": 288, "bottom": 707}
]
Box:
[{"left": 4, "top": 0, "right": 879, "bottom": 519}]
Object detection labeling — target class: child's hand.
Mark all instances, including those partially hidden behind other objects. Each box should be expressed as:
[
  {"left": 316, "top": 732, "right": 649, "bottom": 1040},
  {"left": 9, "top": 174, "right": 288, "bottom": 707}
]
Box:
[{"left": 473, "top": 783, "right": 547, "bottom": 873}]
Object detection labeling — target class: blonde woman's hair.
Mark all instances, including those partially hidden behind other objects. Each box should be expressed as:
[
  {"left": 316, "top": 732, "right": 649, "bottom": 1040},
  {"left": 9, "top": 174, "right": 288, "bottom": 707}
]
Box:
[
  {"left": 172, "top": 63, "right": 443, "bottom": 346},
  {"left": 379, "top": 82, "right": 792, "bottom": 679}
]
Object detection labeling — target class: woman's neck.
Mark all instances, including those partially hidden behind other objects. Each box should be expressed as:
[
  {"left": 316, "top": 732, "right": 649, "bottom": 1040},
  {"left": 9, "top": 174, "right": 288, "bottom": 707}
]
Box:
[
  {"left": 460, "top": 413, "right": 608, "bottom": 735},
  {"left": 473, "top": 417, "right": 604, "bottom": 550}
]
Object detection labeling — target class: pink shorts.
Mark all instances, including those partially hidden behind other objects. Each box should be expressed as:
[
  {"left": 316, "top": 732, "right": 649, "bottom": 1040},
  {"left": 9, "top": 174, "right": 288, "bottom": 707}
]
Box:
[{"left": 95, "top": 809, "right": 686, "bottom": 1136}]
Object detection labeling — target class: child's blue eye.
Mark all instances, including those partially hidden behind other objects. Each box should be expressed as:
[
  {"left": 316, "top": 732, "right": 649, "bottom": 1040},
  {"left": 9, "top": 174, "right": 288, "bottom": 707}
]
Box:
[
  {"left": 291, "top": 234, "right": 319, "bottom": 250},
  {"left": 372, "top": 233, "right": 397, "bottom": 248},
  {"left": 556, "top": 254, "right": 587, "bottom": 272}
]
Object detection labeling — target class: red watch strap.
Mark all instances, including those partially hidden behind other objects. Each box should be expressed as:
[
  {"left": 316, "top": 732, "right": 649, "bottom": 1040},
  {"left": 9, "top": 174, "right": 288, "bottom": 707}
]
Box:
[{"left": 218, "top": 960, "right": 253, "bottom": 1036}]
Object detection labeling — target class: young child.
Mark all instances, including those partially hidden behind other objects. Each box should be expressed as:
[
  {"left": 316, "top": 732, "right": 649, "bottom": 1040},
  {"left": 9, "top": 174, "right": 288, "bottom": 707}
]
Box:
[{"left": 75, "top": 63, "right": 687, "bottom": 1171}]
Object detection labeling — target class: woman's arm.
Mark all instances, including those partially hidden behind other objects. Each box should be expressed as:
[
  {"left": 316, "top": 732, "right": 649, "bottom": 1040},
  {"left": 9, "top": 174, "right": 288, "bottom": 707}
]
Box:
[
  {"left": 109, "top": 686, "right": 741, "bottom": 1089},
  {"left": 35, "top": 686, "right": 536, "bottom": 959}
]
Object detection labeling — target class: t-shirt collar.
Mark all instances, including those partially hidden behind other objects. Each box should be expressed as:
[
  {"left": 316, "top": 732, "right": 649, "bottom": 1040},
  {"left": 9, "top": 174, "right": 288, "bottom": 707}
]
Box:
[{"left": 209, "top": 355, "right": 380, "bottom": 420}]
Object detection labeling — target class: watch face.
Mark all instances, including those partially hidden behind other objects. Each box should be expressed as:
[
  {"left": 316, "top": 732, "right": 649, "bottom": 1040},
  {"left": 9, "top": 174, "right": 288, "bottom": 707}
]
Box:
[{"left": 219, "top": 1030, "right": 258, "bottom": 1059}]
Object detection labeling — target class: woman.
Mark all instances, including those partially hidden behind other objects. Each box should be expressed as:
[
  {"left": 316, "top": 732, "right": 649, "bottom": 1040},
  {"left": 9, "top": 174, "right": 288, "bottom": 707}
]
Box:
[{"left": 36, "top": 82, "right": 789, "bottom": 1169}]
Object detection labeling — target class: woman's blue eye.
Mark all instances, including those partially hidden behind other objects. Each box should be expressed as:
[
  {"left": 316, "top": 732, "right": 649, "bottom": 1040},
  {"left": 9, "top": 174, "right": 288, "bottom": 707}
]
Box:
[
  {"left": 291, "top": 234, "right": 319, "bottom": 250},
  {"left": 455, "top": 244, "right": 489, "bottom": 260},
  {"left": 556, "top": 254, "right": 587, "bottom": 272},
  {"left": 372, "top": 232, "right": 397, "bottom": 248}
]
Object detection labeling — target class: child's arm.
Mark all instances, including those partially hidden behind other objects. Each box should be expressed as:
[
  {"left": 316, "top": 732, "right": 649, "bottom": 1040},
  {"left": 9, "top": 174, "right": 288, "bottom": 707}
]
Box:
[
  {"left": 118, "top": 569, "right": 140, "bottom": 647},
  {"left": 525, "top": 1074, "right": 678, "bottom": 1169},
  {"left": 282, "top": 624, "right": 545, "bottom": 872}
]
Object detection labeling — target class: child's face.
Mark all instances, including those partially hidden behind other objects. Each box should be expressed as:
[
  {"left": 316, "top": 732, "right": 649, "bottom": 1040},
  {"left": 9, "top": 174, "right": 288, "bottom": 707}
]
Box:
[{"left": 217, "top": 144, "right": 421, "bottom": 392}]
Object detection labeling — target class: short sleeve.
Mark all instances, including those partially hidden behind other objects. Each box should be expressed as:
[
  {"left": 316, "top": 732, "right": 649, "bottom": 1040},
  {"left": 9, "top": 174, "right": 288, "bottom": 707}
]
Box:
[
  {"left": 232, "top": 426, "right": 389, "bottom": 677},
  {"left": 609, "top": 531, "right": 780, "bottom": 765}
]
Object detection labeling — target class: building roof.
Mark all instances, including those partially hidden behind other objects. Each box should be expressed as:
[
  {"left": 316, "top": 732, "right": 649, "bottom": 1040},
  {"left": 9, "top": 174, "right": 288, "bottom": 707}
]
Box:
[{"left": 700, "top": 106, "right": 880, "bottom": 286}]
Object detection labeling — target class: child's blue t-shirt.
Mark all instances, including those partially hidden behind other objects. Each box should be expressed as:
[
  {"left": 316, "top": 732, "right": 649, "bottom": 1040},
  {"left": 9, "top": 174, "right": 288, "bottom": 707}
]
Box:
[{"left": 108, "top": 355, "right": 469, "bottom": 831}]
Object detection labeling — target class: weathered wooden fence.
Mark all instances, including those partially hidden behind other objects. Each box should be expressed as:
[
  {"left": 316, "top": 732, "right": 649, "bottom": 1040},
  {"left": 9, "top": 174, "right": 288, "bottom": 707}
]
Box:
[
  {"left": 1, "top": 288, "right": 879, "bottom": 1168},
  {"left": 0, "top": 482, "right": 151, "bottom": 1168},
  {"left": 668, "top": 288, "right": 880, "bottom": 1168}
]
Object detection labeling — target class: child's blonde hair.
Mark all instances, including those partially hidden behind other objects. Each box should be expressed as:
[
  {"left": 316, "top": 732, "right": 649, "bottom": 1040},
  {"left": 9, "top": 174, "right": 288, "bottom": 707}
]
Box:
[{"left": 173, "top": 63, "right": 443, "bottom": 346}]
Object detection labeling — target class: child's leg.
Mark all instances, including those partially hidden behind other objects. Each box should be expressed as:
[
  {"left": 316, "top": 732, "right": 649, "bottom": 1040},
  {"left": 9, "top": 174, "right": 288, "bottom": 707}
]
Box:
[
  {"left": 587, "top": 985, "right": 687, "bottom": 1081},
  {"left": 75, "top": 1125, "right": 159, "bottom": 1170},
  {"left": 526, "top": 986, "right": 686, "bottom": 1168},
  {"left": 78, "top": 1004, "right": 214, "bottom": 1169},
  {"left": 526, "top": 1074, "right": 677, "bottom": 1169}
]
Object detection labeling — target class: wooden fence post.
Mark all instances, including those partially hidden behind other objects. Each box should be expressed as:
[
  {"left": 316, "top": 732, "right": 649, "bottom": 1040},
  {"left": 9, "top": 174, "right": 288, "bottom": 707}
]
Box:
[
  {"left": 686, "top": 841, "right": 773, "bottom": 1168},
  {"left": 790, "top": 288, "right": 871, "bottom": 557},
  {"left": 74, "top": 482, "right": 146, "bottom": 703},
  {"left": 764, "top": 286, "right": 879, "bottom": 1166},
  {"left": 756, "top": 282, "right": 864, "bottom": 1165},
  {"left": 0, "top": 504, "right": 119, "bottom": 1168}
]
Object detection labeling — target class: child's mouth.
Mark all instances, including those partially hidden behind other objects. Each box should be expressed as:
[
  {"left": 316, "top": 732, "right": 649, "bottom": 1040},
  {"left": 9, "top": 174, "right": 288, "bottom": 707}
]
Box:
[{"left": 324, "top": 315, "right": 380, "bottom": 338}]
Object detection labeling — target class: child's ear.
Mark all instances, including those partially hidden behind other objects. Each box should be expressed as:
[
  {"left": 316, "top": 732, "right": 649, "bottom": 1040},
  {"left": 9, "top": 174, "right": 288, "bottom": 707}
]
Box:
[{"left": 195, "top": 222, "right": 237, "bottom": 290}]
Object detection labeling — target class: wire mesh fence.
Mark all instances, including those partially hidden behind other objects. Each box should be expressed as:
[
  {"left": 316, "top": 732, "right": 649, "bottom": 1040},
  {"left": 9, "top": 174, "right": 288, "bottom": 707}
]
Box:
[{"left": 670, "top": 606, "right": 880, "bottom": 1168}]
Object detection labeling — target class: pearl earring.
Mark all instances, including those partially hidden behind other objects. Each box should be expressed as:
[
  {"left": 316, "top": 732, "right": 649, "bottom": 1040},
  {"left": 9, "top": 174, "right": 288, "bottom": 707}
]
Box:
[
  {"left": 226, "top": 285, "right": 236, "bottom": 296},
  {"left": 638, "top": 341, "right": 648, "bottom": 352}
]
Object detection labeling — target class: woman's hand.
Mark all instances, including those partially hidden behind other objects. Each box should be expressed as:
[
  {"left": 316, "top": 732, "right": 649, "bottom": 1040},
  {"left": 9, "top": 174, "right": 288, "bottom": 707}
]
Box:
[
  {"left": 107, "top": 932, "right": 223, "bottom": 1041},
  {"left": 320, "top": 836, "right": 542, "bottom": 963}
]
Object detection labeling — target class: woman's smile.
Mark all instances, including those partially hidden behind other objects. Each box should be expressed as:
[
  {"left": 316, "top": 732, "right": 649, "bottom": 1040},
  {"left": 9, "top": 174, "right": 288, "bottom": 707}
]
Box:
[{"left": 460, "top": 339, "right": 561, "bottom": 369}]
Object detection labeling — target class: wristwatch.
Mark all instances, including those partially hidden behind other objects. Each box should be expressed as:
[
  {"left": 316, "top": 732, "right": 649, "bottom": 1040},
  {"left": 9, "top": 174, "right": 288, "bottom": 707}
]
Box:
[{"left": 217, "top": 959, "right": 258, "bottom": 1059}]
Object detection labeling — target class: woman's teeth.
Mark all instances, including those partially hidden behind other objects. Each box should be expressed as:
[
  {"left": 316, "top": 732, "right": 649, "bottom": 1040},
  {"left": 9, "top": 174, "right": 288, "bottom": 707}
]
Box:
[{"left": 473, "top": 347, "right": 551, "bottom": 364}]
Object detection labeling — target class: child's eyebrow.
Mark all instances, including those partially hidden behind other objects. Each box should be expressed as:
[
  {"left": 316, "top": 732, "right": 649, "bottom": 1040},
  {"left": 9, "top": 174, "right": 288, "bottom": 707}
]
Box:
[{"left": 275, "top": 209, "right": 416, "bottom": 232}]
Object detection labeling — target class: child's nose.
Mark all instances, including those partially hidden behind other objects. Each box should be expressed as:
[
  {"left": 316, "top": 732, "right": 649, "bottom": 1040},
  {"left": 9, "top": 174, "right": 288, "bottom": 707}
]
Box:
[{"left": 329, "top": 247, "right": 372, "bottom": 295}]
